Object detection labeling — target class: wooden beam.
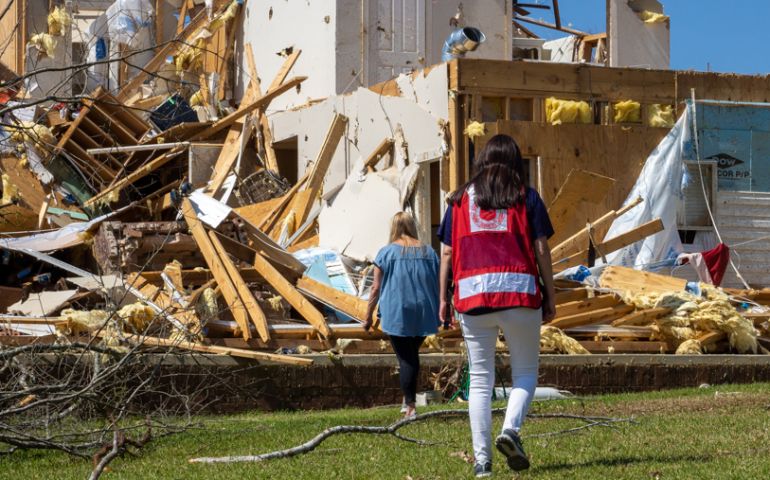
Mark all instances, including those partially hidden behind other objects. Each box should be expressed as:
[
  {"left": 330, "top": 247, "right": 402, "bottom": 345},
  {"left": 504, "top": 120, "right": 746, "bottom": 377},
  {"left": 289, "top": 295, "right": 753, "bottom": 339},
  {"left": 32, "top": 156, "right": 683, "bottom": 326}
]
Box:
[
  {"left": 554, "top": 218, "right": 665, "bottom": 270},
  {"left": 208, "top": 231, "right": 272, "bottom": 342},
  {"left": 363, "top": 138, "right": 394, "bottom": 172},
  {"left": 554, "top": 288, "right": 588, "bottom": 305},
  {"left": 194, "top": 76, "right": 307, "bottom": 140},
  {"left": 547, "top": 304, "right": 634, "bottom": 329},
  {"left": 513, "top": 15, "right": 587, "bottom": 36},
  {"left": 599, "top": 266, "right": 687, "bottom": 297},
  {"left": 291, "top": 114, "right": 348, "bottom": 227},
  {"left": 612, "top": 307, "right": 671, "bottom": 327},
  {"left": 125, "top": 334, "right": 313, "bottom": 365},
  {"left": 550, "top": 197, "right": 643, "bottom": 260},
  {"left": 554, "top": 294, "right": 619, "bottom": 319},
  {"left": 252, "top": 252, "right": 331, "bottom": 339},
  {"left": 180, "top": 198, "right": 252, "bottom": 341},
  {"left": 296, "top": 276, "right": 368, "bottom": 322}
]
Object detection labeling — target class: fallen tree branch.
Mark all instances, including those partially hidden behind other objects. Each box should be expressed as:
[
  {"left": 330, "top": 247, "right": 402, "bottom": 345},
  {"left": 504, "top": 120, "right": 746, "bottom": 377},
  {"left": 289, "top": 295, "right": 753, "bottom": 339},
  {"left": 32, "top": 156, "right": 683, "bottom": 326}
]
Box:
[{"left": 188, "top": 408, "right": 634, "bottom": 464}]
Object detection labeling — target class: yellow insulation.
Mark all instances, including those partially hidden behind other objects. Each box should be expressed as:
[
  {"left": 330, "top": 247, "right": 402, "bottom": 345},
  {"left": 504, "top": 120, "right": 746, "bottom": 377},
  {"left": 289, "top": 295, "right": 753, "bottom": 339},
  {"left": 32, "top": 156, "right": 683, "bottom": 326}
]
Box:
[
  {"left": 613, "top": 100, "right": 641, "bottom": 123},
  {"left": 195, "top": 287, "right": 219, "bottom": 323},
  {"left": 29, "top": 33, "right": 58, "bottom": 58},
  {"left": 189, "top": 90, "right": 204, "bottom": 107},
  {"left": 545, "top": 97, "right": 591, "bottom": 125},
  {"left": 208, "top": 0, "right": 241, "bottom": 32},
  {"left": 623, "top": 285, "right": 758, "bottom": 353},
  {"left": 47, "top": 6, "right": 71, "bottom": 37},
  {"left": 12, "top": 122, "right": 56, "bottom": 147},
  {"left": 540, "top": 326, "right": 590, "bottom": 354},
  {"left": 638, "top": 11, "right": 669, "bottom": 23},
  {"left": 2, "top": 174, "right": 19, "bottom": 203},
  {"left": 464, "top": 121, "right": 486, "bottom": 140},
  {"left": 648, "top": 104, "right": 675, "bottom": 128},
  {"left": 675, "top": 339, "right": 702, "bottom": 355},
  {"left": 57, "top": 302, "right": 156, "bottom": 336}
]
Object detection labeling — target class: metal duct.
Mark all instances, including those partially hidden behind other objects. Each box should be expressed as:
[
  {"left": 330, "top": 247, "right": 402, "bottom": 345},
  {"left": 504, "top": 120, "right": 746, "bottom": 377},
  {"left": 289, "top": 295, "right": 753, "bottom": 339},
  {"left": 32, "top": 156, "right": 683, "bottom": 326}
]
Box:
[{"left": 441, "top": 27, "right": 487, "bottom": 62}]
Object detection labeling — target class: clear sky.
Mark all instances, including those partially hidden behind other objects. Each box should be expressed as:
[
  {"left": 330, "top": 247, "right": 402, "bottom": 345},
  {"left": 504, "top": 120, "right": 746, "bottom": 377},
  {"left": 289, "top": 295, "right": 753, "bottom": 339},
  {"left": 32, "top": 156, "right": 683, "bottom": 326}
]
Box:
[{"left": 520, "top": 0, "right": 770, "bottom": 75}]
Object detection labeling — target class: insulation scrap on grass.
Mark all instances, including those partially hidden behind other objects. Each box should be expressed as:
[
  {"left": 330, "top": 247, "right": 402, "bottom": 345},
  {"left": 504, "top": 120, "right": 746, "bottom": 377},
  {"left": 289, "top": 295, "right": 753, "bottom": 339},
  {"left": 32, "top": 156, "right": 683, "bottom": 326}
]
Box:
[
  {"left": 545, "top": 97, "right": 591, "bottom": 126},
  {"left": 613, "top": 100, "right": 641, "bottom": 123}
]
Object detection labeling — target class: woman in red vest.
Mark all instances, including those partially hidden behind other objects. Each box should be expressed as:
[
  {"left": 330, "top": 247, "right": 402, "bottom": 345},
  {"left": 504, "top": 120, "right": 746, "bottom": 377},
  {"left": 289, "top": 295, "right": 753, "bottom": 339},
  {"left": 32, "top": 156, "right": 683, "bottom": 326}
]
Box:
[{"left": 437, "top": 134, "right": 556, "bottom": 477}]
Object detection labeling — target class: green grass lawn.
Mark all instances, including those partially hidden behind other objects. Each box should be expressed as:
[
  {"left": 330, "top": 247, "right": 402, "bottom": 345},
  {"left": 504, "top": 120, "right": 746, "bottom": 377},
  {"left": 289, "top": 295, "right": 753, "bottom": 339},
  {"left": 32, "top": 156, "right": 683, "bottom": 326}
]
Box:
[{"left": 2, "top": 383, "right": 770, "bottom": 479}]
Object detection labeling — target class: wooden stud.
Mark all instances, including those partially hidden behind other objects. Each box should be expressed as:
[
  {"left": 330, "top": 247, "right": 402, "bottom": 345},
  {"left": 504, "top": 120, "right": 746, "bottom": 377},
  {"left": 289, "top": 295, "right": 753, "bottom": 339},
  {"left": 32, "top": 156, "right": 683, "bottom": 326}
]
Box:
[
  {"left": 547, "top": 304, "right": 634, "bottom": 329},
  {"left": 296, "top": 276, "right": 368, "bottom": 323},
  {"left": 554, "top": 294, "right": 619, "bottom": 319},
  {"left": 180, "top": 198, "right": 253, "bottom": 341},
  {"left": 208, "top": 230, "right": 271, "bottom": 342}
]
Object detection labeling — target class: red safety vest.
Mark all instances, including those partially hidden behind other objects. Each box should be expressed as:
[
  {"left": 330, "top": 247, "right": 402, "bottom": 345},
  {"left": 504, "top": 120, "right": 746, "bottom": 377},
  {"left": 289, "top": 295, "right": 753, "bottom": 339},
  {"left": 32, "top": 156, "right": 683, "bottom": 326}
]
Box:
[{"left": 451, "top": 186, "right": 541, "bottom": 313}]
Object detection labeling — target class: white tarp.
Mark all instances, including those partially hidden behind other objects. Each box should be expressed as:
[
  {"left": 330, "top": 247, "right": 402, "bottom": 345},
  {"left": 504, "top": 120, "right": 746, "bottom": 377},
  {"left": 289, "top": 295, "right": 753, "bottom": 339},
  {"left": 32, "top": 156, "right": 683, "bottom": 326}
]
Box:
[{"left": 602, "top": 105, "right": 689, "bottom": 268}]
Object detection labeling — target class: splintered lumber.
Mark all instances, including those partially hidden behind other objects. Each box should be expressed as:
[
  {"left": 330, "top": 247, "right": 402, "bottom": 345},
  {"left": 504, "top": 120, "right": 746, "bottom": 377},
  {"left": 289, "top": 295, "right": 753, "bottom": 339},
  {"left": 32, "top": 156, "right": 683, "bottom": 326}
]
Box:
[
  {"left": 258, "top": 172, "right": 310, "bottom": 233},
  {"left": 230, "top": 209, "right": 307, "bottom": 278},
  {"left": 291, "top": 114, "right": 348, "bottom": 227},
  {"left": 547, "top": 169, "right": 616, "bottom": 246},
  {"left": 208, "top": 231, "right": 271, "bottom": 342},
  {"left": 194, "top": 76, "right": 307, "bottom": 141},
  {"left": 554, "top": 294, "right": 619, "bottom": 318},
  {"left": 547, "top": 304, "right": 634, "bottom": 330},
  {"left": 554, "top": 218, "right": 664, "bottom": 270},
  {"left": 128, "top": 273, "right": 202, "bottom": 334},
  {"left": 363, "top": 138, "right": 394, "bottom": 171},
  {"left": 550, "top": 196, "right": 643, "bottom": 261},
  {"left": 296, "top": 276, "right": 368, "bottom": 322},
  {"left": 128, "top": 334, "right": 312, "bottom": 366},
  {"left": 181, "top": 198, "right": 253, "bottom": 341},
  {"left": 252, "top": 251, "right": 332, "bottom": 339},
  {"left": 612, "top": 307, "right": 672, "bottom": 326},
  {"left": 599, "top": 266, "right": 687, "bottom": 296},
  {"left": 554, "top": 288, "right": 588, "bottom": 305}
]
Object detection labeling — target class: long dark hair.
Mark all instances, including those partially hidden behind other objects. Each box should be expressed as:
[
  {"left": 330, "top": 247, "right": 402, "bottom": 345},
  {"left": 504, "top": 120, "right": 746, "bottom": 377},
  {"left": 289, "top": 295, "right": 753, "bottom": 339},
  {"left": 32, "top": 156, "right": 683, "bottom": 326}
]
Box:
[{"left": 448, "top": 134, "right": 526, "bottom": 209}]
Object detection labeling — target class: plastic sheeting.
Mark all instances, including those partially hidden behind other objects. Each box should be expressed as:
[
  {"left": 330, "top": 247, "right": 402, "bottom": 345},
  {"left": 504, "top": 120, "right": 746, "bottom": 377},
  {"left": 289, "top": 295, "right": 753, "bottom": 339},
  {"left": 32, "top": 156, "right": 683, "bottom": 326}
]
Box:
[
  {"left": 105, "top": 0, "right": 154, "bottom": 47},
  {"left": 601, "top": 104, "right": 690, "bottom": 269}
]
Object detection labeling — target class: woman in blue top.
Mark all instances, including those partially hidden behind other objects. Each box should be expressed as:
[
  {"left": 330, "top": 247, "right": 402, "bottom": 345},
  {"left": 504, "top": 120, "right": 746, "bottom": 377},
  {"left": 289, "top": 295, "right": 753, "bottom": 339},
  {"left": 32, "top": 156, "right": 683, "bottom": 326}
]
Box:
[{"left": 364, "top": 212, "right": 440, "bottom": 418}]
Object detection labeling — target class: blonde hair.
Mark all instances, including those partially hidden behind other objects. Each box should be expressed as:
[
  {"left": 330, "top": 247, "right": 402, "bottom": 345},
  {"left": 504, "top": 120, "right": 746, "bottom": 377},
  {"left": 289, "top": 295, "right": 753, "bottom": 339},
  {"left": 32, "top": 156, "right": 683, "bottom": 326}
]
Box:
[{"left": 389, "top": 212, "right": 419, "bottom": 243}]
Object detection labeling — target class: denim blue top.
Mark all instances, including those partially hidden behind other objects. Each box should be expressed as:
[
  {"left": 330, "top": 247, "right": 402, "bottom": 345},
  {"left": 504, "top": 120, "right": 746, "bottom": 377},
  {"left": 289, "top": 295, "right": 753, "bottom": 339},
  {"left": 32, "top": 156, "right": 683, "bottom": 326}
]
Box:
[{"left": 374, "top": 243, "right": 440, "bottom": 337}]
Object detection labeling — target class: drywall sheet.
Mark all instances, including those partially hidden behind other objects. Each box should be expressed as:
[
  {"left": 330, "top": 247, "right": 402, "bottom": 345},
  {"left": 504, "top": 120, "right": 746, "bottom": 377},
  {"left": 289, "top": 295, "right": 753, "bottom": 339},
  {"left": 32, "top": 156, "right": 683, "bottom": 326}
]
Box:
[
  {"left": 271, "top": 65, "right": 448, "bottom": 193},
  {"left": 544, "top": 36, "right": 578, "bottom": 63},
  {"left": 608, "top": 0, "right": 669, "bottom": 69},
  {"left": 8, "top": 289, "right": 79, "bottom": 316}
]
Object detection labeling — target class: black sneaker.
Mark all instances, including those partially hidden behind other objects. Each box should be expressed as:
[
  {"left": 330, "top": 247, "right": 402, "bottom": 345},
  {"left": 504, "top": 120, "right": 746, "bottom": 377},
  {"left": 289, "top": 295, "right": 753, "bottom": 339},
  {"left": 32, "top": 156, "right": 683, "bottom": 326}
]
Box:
[
  {"left": 473, "top": 461, "right": 492, "bottom": 477},
  {"left": 495, "top": 429, "right": 530, "bottom": 471}
]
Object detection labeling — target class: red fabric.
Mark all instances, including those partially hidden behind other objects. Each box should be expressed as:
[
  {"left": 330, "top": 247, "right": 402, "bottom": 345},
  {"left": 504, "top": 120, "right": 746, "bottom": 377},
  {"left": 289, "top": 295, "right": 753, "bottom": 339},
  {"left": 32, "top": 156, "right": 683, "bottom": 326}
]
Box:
[
  {"left": 451, "top": 188, "right": 541, "bottom": 313},
  {"left": 700, "top": 243, "right": 730, "bottom": 286}
]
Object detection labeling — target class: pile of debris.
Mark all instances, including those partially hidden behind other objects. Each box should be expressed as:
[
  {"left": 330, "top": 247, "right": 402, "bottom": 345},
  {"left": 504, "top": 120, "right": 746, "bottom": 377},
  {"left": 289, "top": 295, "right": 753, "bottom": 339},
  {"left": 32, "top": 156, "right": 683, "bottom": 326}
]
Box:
[{"left": 0, "top": 0, "right": 768, "bottom": 361}]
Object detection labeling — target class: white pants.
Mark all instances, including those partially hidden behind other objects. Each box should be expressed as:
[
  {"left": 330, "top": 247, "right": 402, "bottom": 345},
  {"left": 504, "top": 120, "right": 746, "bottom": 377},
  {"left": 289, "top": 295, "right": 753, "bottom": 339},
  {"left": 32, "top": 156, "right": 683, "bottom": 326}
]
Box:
[{"left": 459, "top": 308, "right": 541, "bottom": 465}]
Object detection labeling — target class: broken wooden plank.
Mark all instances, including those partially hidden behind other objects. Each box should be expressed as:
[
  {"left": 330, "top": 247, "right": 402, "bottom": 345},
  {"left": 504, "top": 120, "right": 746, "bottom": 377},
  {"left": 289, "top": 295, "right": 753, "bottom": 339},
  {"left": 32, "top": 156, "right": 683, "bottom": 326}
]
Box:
[
  {"left": 554, "top": 218, "right": 665, "bottom": 270},
  {"left": 194, "top": 76, "right": 307, "bottom": 140},
  {"left": 291, "top": 114, "right": 348, "bottom": 227},
  {"left": 554, "top": 294, "right": 619, "bottom": 319},
  {"left": 612, "top": 307, "right": 672, "bottom": 327},
  {"left": 599, "top": 266, "right": 687, "bottom": 297},
  {"left": 547, "top": 304, "right": 634, "bottom": 330},
  {"left": 125, "top": 334, "right": 312, "bottom": 366},
  {"left": 252, "top": 252, "right": 331, "bottom": 339},
  {"left": 554, "top": 288, "right": 589, "bottom": 305},
  {"left": 208, "top": 231, "right": 271, "bottom": 342},
  {"left": 180, "top": 198, "right": 253, "bottom": 341},
  {"left": 363, "top": 138, "right": 394, "bottom": 172},
  {"left": 296, "top": 276, "right": 368, "bottom": 323},
  {"left": 550, "top": 196, "right": 643, "bottom": 261}
]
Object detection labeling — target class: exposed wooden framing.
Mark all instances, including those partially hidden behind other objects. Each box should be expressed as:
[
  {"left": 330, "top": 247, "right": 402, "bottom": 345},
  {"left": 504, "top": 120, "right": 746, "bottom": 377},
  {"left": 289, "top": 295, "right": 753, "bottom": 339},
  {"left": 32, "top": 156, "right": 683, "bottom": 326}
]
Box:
[
  {"left": 296, "top": 276, "right": 368, "bottom": 323},
  {"left": 363, "top": 138, "right": 394, "bottom": 172},
  {"left": 291, "top": 114, "right": 348, "bottom": 228},
  {"left": 252, "top": 252, "right": 331, "bottom": 339},
  {"left": 552, "top": 0, "right": 561, "bottom": 29},
  {"left": 258, "top": 172, "right": 309, "bottom": 232},
  {"left": 513, "top": 15, "right": 587, "bottom": 36},
  {"left": 180, "top": 198, "right": 253, "bottom": 341},
  {"left": 123, "top": 334, "right": 312, "bottom": 366},
  {"left": 245, "top": 43, "right": 280, "bottom": 174}
]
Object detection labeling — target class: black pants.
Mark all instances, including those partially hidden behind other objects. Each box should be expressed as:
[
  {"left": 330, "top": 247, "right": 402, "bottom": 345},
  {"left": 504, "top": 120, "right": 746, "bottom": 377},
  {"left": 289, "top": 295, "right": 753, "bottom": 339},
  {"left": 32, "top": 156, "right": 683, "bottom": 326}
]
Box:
[{"left": 389, "top": 335, "right": 425, "bottom": 406}]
